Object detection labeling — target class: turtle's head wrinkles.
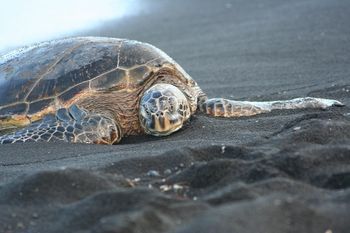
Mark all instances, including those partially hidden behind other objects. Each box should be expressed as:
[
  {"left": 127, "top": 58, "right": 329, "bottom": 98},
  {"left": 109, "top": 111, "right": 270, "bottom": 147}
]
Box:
[{"left": 139, "top": 84, "right": 190, "bottom": 136}]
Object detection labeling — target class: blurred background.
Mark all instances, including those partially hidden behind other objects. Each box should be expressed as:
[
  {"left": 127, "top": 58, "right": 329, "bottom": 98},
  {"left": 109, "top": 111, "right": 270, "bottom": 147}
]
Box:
[{"left": 0, "top": 0, "right": 143, "bottom": 53}]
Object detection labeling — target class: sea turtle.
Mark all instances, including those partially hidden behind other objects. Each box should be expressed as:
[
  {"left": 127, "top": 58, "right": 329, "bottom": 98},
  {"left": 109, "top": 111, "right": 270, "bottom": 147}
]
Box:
[{"left": 0, "top": 37, "right": 344, "bottom": 144}]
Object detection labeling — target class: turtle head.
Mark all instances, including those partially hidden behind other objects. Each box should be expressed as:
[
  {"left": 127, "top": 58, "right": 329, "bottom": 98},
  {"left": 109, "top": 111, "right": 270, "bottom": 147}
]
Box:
[{"left": 139, "top": 84, "right": 191, "bottom": 136}]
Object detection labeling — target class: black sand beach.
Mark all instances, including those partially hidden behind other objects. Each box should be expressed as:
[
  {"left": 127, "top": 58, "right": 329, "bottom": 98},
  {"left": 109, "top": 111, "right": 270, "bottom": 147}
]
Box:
[{"left": 1, "top": 0, "right": 350, "bottom": 232}]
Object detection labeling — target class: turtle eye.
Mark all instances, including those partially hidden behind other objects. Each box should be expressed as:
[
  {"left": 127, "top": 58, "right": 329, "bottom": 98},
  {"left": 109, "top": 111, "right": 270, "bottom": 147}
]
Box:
[{"left": 139, "top": 83, "right": 190, "bottom": 136}]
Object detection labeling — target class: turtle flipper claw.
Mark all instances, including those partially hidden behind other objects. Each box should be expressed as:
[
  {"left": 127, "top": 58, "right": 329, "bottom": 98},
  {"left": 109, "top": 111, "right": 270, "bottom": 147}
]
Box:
[
  {"left": 301, "top": 97, "right": 345, "bottom": 109},
  {"left": 326, "top": 99, "right": 345, "bottom": 107}
]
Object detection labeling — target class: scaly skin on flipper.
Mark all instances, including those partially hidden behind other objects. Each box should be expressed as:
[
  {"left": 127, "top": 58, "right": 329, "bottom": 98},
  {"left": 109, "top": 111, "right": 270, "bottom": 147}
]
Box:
[
  {"left": 0, "top": 105, "right": 121, "bottom": 144},
  {"left": 199, "top": 97, "right": 344, "bottom": 117}
]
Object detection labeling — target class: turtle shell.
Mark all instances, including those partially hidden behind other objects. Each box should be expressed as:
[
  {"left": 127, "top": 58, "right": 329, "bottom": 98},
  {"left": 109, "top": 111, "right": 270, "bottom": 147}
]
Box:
[{"left": 0, "top": 37, "right": 195, "bottom": 126}]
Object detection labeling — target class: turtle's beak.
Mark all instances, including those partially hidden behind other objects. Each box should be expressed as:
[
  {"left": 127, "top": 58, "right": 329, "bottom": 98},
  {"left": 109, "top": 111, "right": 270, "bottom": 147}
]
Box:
[
  {"left": 139, "top": 84, "right": 190, "bottom": 136},
  {"left": 142, "top": 111, "right": 183, "bottom": 136}
]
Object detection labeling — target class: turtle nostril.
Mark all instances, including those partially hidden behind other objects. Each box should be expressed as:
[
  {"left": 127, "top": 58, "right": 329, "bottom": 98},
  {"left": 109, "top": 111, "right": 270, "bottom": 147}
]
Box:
[{"left": 160, "top": 112, "right": 164, "bottom": 116}]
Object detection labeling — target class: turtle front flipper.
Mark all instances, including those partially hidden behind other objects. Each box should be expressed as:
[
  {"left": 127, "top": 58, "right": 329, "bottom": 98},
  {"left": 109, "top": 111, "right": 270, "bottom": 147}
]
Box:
[
  {"left": 0, "top": 105, "right": 122, "bottom": 144},
  {"left": 199, "top": 97, "right": 344, "bottom": 117}
]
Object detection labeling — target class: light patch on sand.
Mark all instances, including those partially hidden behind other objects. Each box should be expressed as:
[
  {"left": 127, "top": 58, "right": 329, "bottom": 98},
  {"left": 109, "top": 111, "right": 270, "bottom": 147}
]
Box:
[{"left": 0, "top": 0, "right": 141, "bottom": 53}]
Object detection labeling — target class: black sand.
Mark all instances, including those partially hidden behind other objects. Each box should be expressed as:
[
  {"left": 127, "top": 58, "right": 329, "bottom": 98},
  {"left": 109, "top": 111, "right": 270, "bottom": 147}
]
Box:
[{"left": 1, "top": 0, "right": 350, "bottom": 232}]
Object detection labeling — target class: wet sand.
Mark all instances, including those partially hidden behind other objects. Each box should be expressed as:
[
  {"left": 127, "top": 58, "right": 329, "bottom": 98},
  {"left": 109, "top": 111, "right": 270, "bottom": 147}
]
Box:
[{"left": 1, "top": 0, "right": 350, "bottom": 232}]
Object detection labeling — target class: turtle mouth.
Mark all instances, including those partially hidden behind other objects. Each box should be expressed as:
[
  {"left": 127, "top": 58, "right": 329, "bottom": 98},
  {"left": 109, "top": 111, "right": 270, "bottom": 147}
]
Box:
[{"left": 141, "top": 111, "right": 184, "bottom": 136}]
